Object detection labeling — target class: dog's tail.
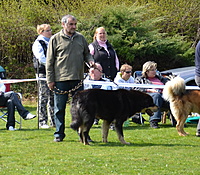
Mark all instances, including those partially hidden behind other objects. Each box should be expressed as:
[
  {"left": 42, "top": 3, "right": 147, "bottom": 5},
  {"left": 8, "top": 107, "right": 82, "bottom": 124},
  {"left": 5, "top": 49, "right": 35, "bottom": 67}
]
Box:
[
  {"left": 70, "top": 102, "right": 83, "bottom": 131},
  {"left": 70, "top": 112, "right": 82, "bottom": 131},
  {"left": 163, "top": 76, "right": 186, "bottom": 102},
  {"left": 70, "top": 120, "right": 82, "bottom": 131}
]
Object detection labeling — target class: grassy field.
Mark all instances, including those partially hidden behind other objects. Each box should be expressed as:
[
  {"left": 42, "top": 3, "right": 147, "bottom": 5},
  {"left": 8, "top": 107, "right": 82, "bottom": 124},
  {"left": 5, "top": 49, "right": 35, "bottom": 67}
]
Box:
[{"left": 0, "top": 101, "right": 200, "bottom": 175}]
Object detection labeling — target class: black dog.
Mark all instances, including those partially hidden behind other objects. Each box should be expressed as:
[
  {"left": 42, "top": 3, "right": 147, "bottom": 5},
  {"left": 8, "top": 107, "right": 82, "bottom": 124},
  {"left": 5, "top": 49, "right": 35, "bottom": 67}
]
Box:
[{"left": 70, "top": 89, "right": 157, "bottom": 145}]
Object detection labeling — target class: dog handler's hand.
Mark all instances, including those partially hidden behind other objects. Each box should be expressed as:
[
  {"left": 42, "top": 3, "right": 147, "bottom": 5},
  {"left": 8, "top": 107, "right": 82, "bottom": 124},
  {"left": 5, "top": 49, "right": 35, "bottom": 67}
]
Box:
[
  {"left": 89, "top": 61, "right": 95, "bottom": 67},
  {"left": 48, "top": 82, "right": 55, "bottom": 90}
]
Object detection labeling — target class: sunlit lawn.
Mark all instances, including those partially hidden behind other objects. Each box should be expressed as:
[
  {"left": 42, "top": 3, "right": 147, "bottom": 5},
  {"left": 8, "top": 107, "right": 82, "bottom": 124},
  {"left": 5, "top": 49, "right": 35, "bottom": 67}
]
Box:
[{"left": 0, "top": 100, "right": 200, "bottom": 175}]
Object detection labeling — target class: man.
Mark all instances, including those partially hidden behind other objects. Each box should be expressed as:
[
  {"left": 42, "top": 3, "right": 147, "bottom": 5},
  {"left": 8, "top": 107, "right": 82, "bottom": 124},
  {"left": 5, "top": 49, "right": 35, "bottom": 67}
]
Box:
[
  {"left": 195, "top": 39, "right": 200, "bottom": 137},
  {"left": 84, "top": 63, "right": 111, "bottom": 90},
  {"left": 32, "top": 24, "right": 54, "bottom": 129},
  {"left": 84, "top": 63, "right": 112, "bottom": 126},
  {"left": 46, "top": 15, "right": 94, "bottom": 142},
  {"left": 0, "top": 79, "right": 36, "bottom": 130}
]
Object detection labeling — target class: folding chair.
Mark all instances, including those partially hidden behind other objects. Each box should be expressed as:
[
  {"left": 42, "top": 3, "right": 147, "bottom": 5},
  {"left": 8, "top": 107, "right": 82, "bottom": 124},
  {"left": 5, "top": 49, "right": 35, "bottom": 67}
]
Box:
[{"left": 0, "top": 83, "right": 22, "bottom": 129}]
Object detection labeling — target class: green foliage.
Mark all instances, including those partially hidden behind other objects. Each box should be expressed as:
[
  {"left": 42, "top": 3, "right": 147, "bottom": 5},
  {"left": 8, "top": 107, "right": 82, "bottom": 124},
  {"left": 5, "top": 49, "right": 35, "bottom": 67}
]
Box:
[
  {"left": 0, "top": 0, "right": 199, "bottom": 97},
  {"left": 0, "top": 0, "right": 70, "bottom": 96},
  {"left": 77, "top": 5, "right": 194, "bottom": 70},
  {"left": 70, "top": 0, "right": 133, "bottom": 16},
  {"left": 135, "top": 0, "right": 200, "bottom": 41}
]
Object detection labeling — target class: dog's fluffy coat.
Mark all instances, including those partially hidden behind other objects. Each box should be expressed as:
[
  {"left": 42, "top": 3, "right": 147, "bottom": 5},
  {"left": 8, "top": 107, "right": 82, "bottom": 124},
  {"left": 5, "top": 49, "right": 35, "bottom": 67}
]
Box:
[
  {"left": 70, "top": 89, "right": 157, "bottom": 145},
  {"left": 163, "top": 76, "right": 200, "bottom": 136}
]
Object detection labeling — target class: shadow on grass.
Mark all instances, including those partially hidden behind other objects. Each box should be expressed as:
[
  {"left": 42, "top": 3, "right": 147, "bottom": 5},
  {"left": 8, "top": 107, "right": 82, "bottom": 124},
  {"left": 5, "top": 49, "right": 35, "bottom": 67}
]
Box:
[
  {"left": 67, "top": 140, "right": 200, "bottom": 147},
  {"left": 0, "top": 128, "right": 54, "bottom": 132},
  {"left": 123, "top": 123, "right": 197, "bottom": 130}
]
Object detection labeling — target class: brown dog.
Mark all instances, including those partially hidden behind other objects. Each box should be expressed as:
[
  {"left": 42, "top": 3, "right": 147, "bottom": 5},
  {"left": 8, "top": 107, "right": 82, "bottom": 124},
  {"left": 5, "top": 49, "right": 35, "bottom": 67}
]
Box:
[{"left": 163, "top": 76, "right": 200, "bottom": 136}]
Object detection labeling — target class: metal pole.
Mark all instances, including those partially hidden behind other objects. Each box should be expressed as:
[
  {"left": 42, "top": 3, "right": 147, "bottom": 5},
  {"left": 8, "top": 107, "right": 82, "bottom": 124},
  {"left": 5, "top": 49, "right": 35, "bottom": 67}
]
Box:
[{"left": 37, "top": 60, "right": 40, "bottom": 129}]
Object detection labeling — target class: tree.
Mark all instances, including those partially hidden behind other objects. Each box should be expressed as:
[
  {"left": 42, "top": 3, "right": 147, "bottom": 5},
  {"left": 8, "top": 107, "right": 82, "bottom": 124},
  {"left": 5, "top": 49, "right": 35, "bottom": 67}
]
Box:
[
  {"left": 77, "top": 5, "right": 194, "bottom": 70},
  {"left": 135, "top": 0, "right": 200, "bottom": 41},
  {"left": 0, "top": 0, "right": 198, "bottom": 96}
]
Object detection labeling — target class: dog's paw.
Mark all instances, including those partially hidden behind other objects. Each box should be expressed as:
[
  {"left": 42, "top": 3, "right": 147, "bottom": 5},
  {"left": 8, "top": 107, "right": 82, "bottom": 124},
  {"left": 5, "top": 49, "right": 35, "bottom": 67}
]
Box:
[
  {"left": 178, "top": 132, "right": 189, "bottom": 136},
  {"left": 185, "top": 132, "right": 189, "bottom": 136},
  {"left": 102, "top": 139, "right": 108, "bottom": 143},
  {"left": 121, "top": 141, "right": 130, "bottom": 145},
  {"left": 84, "top": 142, "right": 90, "bottom": 145}
]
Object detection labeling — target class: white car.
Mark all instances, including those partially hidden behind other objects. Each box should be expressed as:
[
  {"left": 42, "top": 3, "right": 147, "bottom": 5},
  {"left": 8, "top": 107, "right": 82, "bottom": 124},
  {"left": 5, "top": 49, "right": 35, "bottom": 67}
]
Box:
[{"left": 161, "top": 66, "right": 196, "bottom": 86}]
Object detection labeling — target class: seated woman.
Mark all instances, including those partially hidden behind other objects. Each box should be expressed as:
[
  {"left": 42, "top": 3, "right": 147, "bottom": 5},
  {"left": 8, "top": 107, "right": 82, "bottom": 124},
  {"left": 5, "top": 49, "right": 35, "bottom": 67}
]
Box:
[
  {"left": 114, "top": 64, "right": 134, "bottom": 89},
  {"left": 0, "top": 80, "right": 36, "bottom": 130},
  {"left": 134, "top": 61, "right": 169, "bottom": 128}
]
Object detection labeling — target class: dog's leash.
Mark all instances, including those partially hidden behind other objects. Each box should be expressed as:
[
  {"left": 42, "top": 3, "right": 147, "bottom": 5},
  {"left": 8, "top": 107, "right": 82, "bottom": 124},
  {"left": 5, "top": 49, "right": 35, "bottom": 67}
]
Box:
[
  {"left": 51, "top": 62, "right": 119, "bottom": 95},
  {"left": 51, "top": 64, "right": 89, "bottom": 95}
]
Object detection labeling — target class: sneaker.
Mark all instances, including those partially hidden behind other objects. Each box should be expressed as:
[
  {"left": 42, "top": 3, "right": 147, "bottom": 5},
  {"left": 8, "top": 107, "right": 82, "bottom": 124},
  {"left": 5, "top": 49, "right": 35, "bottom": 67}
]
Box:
[
  {"left": 131, "top": 113, "right": 146, "bottom": 124},
  {"left": 196, "top": 133, "right": 200, "bottom": 137},
  {"left": 110, "top": 123, "right": 115, "bottom": 130},
  {"left": 54, "top": 137, "right": 63, "bottom": 142},
  {"left": 8, "top": 126, "right": 17, "bottom": 131},
  {"left": 40, "top": 124, "right": 50, "bottom": 129},
  {"left": 150, "top": 121, "right": 159, "bottom": 129},
  {"left": 93, "top": 119, "right": 99, "bottom": 125},
  {"left": 24, "top": 113, "right": 36, "bottom": 120},
  {"left": 50, "top": 124, "right": 56, "bottom": 128},
  {"left": 87, "top": 135, "right": 94, "bottom": 142}
]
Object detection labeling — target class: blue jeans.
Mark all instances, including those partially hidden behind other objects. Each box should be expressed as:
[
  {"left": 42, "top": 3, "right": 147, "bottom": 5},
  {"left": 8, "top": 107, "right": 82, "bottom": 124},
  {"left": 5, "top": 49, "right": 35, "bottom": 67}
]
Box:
[
  {"left": 195, "top": 75, "right": 200, "bottom": 87},
  {"left": 0, "top": 91, "right": 29, "bottom": 129},
  {"left": 54, "top": 80, "right": 83, "bottom": 140},
  {"left": 197, "top": 119, "right": 200, "bottom": 133},
  {"left": 195, "top": 76, "right": 200, "bottom": 133},
  {"left": 148, "top": 93, "right": 164, "bottom": 122}
]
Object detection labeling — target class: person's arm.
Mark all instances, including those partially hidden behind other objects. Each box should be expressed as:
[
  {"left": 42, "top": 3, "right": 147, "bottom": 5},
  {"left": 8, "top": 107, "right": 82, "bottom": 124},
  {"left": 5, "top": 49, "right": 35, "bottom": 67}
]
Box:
[
  {"left": 134, "top": 77, "right": 148, "bottom": 92},
  {"left": 46, "top": 37, "right": 56, "bottom": 87},
  {"left": 146, "top": 89, "right": 159, "bottom": 93},
  {"left": 88, "top": 44, "right": 94, "bottom": 55},
  {"left": 32, "top": 39, "right": 46, "bottom": 65},
  {"left": 83, "top": 38, "right": 94, "bottom": 65},
  {"left": 115, "top": 56, "right": 120, "bottom": 70},
  {"left": 113, "top": 50, "right": 119, "bottom": 70},
  {"left": 48, "top": 82, "right": 55, "bottom": 91},
  {"left": 0, "top": 82, "right": 6, "bottom": 95}
]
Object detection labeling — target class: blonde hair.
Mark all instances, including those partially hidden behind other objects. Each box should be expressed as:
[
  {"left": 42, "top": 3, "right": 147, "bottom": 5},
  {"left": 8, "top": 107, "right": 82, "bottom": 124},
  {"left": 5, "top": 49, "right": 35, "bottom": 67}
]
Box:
[
  {"left": 36, "top": 24, "right": 50, "bottom": 34},
  {"left": 142, "top": 61, "right": 157, "bottom": 77},
  {"left": 93, "top": 27, "right": 107, "bottom": 41},
  {"left": 120, "top": 64, "right": 132, "bottom": 72}
]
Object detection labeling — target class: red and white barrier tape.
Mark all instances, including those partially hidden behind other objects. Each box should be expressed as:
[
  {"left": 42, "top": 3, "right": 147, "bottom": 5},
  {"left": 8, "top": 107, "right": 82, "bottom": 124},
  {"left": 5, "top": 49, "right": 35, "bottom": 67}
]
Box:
[
  {"left": 0, "top": 78, "right": 199, "bottom": 90},
  {"left": 83, "top": 80, "right": 200, "bottom": 90},
  {"left": 0, "top": 79, "right": 37, "bottom": 83}
]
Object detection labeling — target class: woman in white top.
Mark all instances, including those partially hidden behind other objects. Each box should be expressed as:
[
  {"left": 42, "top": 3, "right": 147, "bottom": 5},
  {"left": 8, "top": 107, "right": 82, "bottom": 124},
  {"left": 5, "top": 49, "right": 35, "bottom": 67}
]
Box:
[
  {"left": 114, "top": 64, "right": 134, "bottom": 89},
  {"left": 32, "top": 24, "right": 54, "bottom": 129}
]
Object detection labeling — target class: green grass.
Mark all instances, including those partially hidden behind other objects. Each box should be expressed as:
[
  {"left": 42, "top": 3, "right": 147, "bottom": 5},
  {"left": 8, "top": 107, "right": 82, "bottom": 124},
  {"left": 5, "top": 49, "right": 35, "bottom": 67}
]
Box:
[{"left": 0, "top": 102, "right": 200, "bottom": 175}]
